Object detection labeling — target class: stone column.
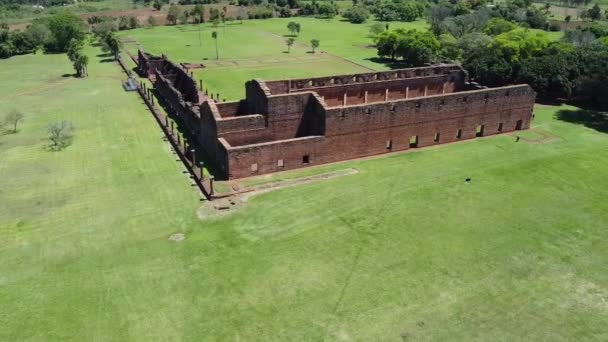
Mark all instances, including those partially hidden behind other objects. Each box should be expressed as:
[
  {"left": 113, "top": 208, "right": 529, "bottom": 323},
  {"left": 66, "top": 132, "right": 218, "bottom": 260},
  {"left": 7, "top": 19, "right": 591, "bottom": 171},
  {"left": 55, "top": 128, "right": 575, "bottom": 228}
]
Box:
[
  {"left": 165, "top": 115, "right": 169, "bottom": 127},
  {"left": 442, "top": 82, "right": 446, "bottom": 94},
  {"left": 405, "top": 86, "right": 409, "bottom": 99},
  {"left": 209, "top": 176, "right": 214, "bottom": 196},
  {"left": 191, "top": 149, "right": 196, "bottom": 168},
  {"left": 385, "top": 88, "right": 389, "bottom": 101},
  {"left": 364, "top": 91, "right": 368, "bottom": 104},
  {"left": 199, "top": 162, "right": 204, "bottom": 181},
  {"left": 170, "top": 121, "right": 174, "bottom": 134},
  {"left": 177, "top": 134, "right": 181, "bottom": 146},
  {"left": 183, "top": 139, "right": 187, "bottom": 152},
  {"left": 343, "top": 92, "right": 347, "bottom": 106},
  {"left": 424, "top": 85, "right": 428, "bottom": 97}
]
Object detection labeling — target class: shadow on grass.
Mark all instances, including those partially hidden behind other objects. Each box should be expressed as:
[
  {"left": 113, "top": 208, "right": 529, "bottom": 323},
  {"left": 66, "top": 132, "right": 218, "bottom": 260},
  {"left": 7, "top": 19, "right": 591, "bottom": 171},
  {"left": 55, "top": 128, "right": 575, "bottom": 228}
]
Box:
[
  {"left": 364, "top": 57, "right": 413, "bottom": 70},
  {"left": 99, "top": 58, "right": 115, "bottom": 63},
  {"left": 96, "top": 52, "right": 113, "bottom": 58},
  {"left": 152, "top": 89, "right": 226, "bottom": 180},
  {"left": 61, "top": 73, "right": 77, "bottom": 78},
  {"left": 555, "top": 108, "right": 608, "bottom": 133}
]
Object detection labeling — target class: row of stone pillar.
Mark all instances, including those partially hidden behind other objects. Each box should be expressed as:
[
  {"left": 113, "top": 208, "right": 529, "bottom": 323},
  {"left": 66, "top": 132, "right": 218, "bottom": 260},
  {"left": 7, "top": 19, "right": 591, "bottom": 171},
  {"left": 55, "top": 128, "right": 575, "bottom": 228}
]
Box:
[
  {"left": 338, "top": 84, "right": 448, "bottom": 106},
  {"left": 140, "top": 78, "right": 214, "bottom": 197}
]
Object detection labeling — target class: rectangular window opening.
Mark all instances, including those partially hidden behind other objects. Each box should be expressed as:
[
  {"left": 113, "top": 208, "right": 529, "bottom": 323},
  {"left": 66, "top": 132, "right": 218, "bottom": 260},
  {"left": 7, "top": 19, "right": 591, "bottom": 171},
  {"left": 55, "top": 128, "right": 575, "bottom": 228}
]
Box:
[
  {"left": 302, "top": 155, "right": 310, "bottom": 164},
  {"left": 515, "top": 119, "right": 523, "bottom": 130},
  {"left": 476, "top": 125, "right": 485, "bottom": 137},
  {"left": 409, "top": 135, "right": 418, "bottom": 148}
]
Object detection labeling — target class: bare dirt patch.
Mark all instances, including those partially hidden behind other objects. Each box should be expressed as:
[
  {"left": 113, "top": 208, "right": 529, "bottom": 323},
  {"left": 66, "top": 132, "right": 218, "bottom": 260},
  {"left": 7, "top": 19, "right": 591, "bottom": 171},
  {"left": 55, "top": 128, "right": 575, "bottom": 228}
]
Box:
[{"left": 197, "top": 168, "right": 358, "bottom": 219}]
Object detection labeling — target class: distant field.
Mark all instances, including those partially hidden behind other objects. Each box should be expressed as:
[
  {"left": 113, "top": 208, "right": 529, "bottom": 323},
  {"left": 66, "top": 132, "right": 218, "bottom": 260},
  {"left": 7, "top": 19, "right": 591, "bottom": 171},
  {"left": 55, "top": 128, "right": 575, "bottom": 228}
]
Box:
[
  {"left": 119, "top": 17, "right": 427, "bottom": 99},
  {"left": 2, "top": 42, "right": 608, "bottom": 341}
]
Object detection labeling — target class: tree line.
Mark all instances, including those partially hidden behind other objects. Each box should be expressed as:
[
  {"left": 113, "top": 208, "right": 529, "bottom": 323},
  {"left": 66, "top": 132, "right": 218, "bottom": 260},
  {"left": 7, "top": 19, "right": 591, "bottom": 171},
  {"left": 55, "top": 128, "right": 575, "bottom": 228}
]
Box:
[{"left": 373, "top": 1, "right": 608, "bottom": 108}]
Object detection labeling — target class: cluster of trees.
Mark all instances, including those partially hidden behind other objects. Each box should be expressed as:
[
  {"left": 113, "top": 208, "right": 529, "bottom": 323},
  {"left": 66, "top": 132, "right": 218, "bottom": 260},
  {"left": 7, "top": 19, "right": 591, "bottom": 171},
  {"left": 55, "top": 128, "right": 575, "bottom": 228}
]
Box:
[
  {"left": 1, "top": 10, "right": 85, "bottom": 58},
  {"left": 373, "top": 0, "right": 426, "bottom": 22},
  {"left": 1, "top": 109, "right": 73, "bottom": 150},
  {"left": 375, "top": 4, "right": 608, "bottom": 107},
  {"left": 299, "top": 0, "right": 338, "bottom": 18}
]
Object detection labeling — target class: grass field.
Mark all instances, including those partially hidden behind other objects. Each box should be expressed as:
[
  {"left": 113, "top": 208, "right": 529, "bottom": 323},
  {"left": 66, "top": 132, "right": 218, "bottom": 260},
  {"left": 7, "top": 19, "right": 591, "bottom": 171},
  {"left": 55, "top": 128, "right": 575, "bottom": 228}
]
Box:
[
  {"left": 119, "top": 18, "right": 428, "bottom": 100},
  {"left": 1, "top": 48, "right": 608, "bottom": 340}
]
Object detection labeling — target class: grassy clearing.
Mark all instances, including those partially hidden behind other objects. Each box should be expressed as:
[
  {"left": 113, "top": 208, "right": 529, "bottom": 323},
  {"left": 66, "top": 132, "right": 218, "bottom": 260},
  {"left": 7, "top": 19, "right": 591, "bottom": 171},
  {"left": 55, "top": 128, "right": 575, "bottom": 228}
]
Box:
[
  {"left": 119, "top": 18, "right": 427, "bottom": 100},
  {"left": 1, "top": 49, "right": 608, "bottom": 340}
]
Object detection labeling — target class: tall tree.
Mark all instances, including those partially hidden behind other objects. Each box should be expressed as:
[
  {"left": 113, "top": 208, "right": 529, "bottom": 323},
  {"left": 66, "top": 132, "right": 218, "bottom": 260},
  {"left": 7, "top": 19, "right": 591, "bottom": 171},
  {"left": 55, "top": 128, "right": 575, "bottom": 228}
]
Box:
[
  {"left": 3, "top": 110, "right": 24, "bottom": 133},
  {"left": 212, "top": 31, "right": 219, "bottom": 59},
  {"left": 167, "top": 5, "right": 180, "bottom": 25},
  {"left": 310, "top": 38, "right": 319, "bottom": 53},
  {"left": 104, "top": 33, "right": 122, "bottom": 60},
  {"left": 286, "top": 37, "right": 295, "bottom": 53}
]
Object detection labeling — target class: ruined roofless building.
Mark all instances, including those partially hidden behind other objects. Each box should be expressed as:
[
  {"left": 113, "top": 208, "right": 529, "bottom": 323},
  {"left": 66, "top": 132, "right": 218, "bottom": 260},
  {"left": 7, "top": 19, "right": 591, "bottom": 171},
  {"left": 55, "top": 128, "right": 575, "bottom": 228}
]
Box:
[{"left": 140, "top": 51, "right": 536, "bottom": 179}]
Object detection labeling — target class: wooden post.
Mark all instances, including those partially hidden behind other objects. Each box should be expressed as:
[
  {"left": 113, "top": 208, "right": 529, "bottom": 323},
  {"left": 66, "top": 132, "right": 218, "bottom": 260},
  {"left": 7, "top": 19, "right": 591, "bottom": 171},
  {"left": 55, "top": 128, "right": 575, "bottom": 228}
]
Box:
[
  {"left": 199, "top": 162, "right": 204, "bottom": 180},
  {"left": 170, "top": 121, "right": 174, "bottom": 134},
  {"left": 165, "top": 115, "right": 169, "bottom": 127},
  {"left": 177, "top": 134, "right": 181, "bottom": 146},
  {"left": 209, "top": 176, "right": 214, "bottom": 195},
  {"left": 191, "top": 149, "right": 196, "bottom": 168},
  {"left": 199, "top": 79, "right": 203, "bottom": 90},
  {"left": 183, "top": 139, "right": 187, "bottom": 152}
]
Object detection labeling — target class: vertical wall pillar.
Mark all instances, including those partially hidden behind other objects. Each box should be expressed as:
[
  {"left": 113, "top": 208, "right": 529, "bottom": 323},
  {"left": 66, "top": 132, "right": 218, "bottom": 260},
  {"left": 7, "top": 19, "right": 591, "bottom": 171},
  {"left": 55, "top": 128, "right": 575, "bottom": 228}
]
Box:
[
  {"left": 405, "top": 86, "right": 409, "bottom": 99},
  {"left": 364, "top": 91, "right": 368, "bottom": 103},
  {"left": 424, "top": 85, "right": 428, "bottom": 97},
  {"left": 343, "top": 92, "right": 347, "bottom": 106},
  {"left": 200, "top": 162, "right": 204, "bottom": 181},
  {"left": 191, "top": 149, "right": 196, "bottom": 168},
  {"left": 209, "top": 176, "right": 214, "bottom": 196},
  {"left": 442, "top": 82, "right": 446, "bottom": 94},
  {"left": 170, "top": 121, "right": 174, "bottom": 134},
  {"left": 385, "top": 88, "right": 389, "bottom": 101}
]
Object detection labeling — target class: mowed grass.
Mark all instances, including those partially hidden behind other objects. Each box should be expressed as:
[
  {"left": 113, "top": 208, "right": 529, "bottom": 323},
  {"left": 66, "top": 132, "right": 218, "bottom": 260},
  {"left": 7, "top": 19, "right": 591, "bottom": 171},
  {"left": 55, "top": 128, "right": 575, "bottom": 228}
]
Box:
[
  {"left": 119, "top": 18, "right": 427, "bottom": 100},
  {"left": 2, "top": 50, "right": 608, "bottom": 340}
]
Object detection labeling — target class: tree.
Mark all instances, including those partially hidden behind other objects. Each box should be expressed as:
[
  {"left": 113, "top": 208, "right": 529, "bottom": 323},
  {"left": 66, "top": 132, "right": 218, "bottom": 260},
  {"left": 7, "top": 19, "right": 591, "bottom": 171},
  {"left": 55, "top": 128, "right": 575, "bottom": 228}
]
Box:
[
  {"left": 72, "top": 52, "right": 88, "bottom": 77},
  {"left": 589, "top": 4, "right": 602, "bottom": 21},
  {"left": 310, "top": 38, "right": 319, "bottom": 52},
  {"left": 147, "top": 16, "right": 157, "bottom": 27},
  {"left": 492, "top": 29, "right": 550, "bottom": 63},
  {"left": 376, "top": 30, "right": 401, "bottom": 60},
  {"left": 483, "top": 18, "right": 517, "bottom": 36},
  {"left": 167, "top": 5, "right": 180, "bottom": 25},
  {"left": 369, "top": 23, "right": 385, "bottom": 37},
  {"left": 517, "top": 45, "right": 579, "bottom": 99},
  {"left": 179, "top": 10, "right": 190, "bottom": 25},
  {"left": 3, "top": 110, "right": 24, "bottom": 133},
  {"left": 343, "top": 5, "right": 369, "bottom": 23},
  {"left": 44, "top": 11, "right": 86, "bottom": 52},
  {"left": 67, "top": 38, "right": 84, "bottom": 62},
  {"left": 286, "top": 37, "right": 295, "bottom": 53},
  {"left": 129, "top": 16, "right": 139, "bottom": 29},
  {"left": 47, "top": 121, "right": 74, "bottom": 151},
  {"left": 103, "top": 33, "right": 122, "bottom": 60},
  {"left": 317, "top": 3, "right": 337, "bottom": 18},
  {"left": 212, "top": 31, "right": 219, "bottom": 59},
  {"left": 395, "top": 29, "right": 441, "bottom": 66},
  {"left": 287, "top": 21, "right": 300, "bottom": 36},
  {"left": 153, "top": 0, "right": 162, "bottom": 10},
  {"left": 192, "top": 4, "right": 205, "bottom": 23}
]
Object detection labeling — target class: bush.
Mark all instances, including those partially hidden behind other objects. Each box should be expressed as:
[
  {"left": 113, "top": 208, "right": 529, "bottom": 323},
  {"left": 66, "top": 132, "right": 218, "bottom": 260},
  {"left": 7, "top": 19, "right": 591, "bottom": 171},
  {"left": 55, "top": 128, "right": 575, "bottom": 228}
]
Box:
[{"left": 343, "top": 5, "right": 369, "bottom": 24}]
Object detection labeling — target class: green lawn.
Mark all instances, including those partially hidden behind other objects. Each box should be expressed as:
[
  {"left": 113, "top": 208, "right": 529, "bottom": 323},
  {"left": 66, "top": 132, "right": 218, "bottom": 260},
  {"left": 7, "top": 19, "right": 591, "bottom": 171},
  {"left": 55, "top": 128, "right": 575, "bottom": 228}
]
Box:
[
  {"left": 119, "top": 18, "right": 427, "bottom": 100},
  {"left": 1, "top": 49, "right": 608, "bottom": 341}
]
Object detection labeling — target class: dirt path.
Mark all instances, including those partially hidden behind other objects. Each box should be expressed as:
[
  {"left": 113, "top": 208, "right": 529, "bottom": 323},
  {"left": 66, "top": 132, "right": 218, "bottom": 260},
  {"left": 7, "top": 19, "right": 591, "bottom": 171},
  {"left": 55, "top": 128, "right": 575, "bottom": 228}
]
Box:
[{"left": 198, "top": 168, "right": 358, "bottom": 218}]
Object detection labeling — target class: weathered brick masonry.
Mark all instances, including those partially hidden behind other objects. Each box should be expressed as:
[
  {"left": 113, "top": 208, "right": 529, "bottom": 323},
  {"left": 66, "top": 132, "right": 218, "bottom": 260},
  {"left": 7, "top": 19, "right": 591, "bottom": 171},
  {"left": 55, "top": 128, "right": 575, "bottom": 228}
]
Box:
[{"left": 142, "top": 52, "right": 536, "bottom": 179}]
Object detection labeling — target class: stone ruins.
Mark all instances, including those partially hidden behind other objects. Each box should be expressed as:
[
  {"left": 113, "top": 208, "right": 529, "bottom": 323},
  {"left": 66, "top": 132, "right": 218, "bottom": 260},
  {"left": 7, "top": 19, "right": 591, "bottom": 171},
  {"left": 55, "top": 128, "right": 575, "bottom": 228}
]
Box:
[{"left": 138, "top": 50, "right": 536, "bottom": 179}]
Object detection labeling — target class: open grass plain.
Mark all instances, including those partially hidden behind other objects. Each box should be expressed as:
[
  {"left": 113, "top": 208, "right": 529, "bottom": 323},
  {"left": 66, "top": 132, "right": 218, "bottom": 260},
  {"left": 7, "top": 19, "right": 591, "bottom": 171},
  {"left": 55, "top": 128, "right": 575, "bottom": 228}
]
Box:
[{"left": 1, "top": 41, "right": 608, "bottom": 340}]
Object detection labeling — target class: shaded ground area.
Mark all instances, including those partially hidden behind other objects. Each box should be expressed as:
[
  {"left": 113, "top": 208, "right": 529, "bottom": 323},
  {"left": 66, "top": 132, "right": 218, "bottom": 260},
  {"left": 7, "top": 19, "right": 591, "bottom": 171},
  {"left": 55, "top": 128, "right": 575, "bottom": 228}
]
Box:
[{"left": 556, "top": 108, "right": 608, "bottom": 133}]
